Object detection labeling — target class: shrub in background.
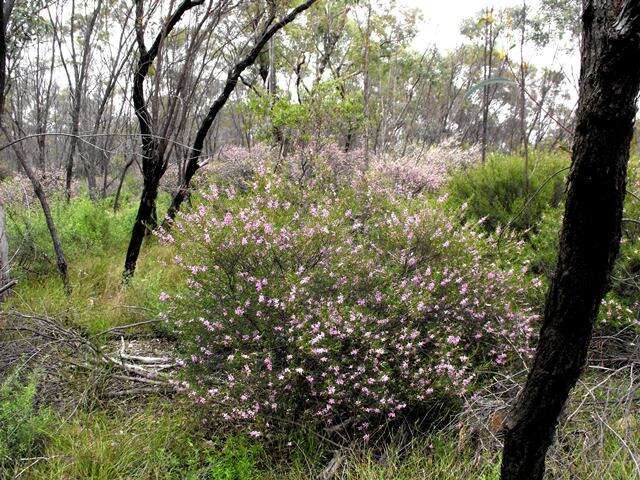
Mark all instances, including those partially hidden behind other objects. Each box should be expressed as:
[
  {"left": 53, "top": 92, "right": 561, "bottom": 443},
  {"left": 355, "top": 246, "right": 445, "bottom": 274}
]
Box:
[
  {"left": 158, "top": 158, "right": 541, "bottom": 438},
  {"left": 3, "top": 188, "right": 169, "bottom": 275},
  {"left": 448, "top": 153, "right": 569, "bottom": 232},
  {"left": 5, "top": 197, "right": 136, "bottom": 274},
  {"left": 369, "top": 140, "right": 481, "bottom": 196}
]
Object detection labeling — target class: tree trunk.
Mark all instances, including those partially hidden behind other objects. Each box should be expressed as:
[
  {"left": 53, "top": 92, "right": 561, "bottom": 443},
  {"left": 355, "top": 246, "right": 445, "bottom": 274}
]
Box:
[
  {"left": 0, "top": 0, "right": 8, "bottom": 126},
  {"left": 0, "top": 202, "right": 9, "bottom": 290},
  {"left": 520, "top": 1, "right": 530, "bottom": 202},
  {"left": 0, "top": 1, "right": 11, "bottom": 297},
  {"left": 500, "top": 1, "right": 640, "bottom": 479},
  {"left": 362, "top": 1, "right": 372, "bottom": 159},
  {"left": 63, "top": 0, "right": 102, "bottom": 201},
  {"left": 2, "top": 129, "right": 71, "bottom": 293},
  {"left": 123, "top": 175, "right": 159, "bottom": 278},
  {"left": 114, "top": 155, "right": 136, "bottom": 212},
  {"left": 164, "top": 0, "right": 318, "bottom": 225},
  {"left": 122, "top": 0, "right": 206, "bottom": 278}
]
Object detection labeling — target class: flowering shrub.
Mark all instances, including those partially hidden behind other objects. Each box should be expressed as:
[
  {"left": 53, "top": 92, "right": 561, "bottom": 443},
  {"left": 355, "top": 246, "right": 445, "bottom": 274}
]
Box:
[
  {"left": 158, "top": 158, "right": 540, "bottom": 438},
  {"left": 0, "top": 169, "right": 79, "bottom": 206},
  {"left": 369, "top": 140, "right": 481, "bottom": 196}
]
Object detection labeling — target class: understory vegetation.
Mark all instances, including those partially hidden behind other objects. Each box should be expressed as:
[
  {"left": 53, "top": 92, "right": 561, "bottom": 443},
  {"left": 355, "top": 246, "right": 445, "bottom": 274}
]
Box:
[{"left": 1, "top": 147, "right": 638, "bottom": 479}]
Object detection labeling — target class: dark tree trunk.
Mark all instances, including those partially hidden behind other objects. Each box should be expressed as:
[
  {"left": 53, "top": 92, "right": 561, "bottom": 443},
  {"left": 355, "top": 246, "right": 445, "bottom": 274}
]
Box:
[
  {"left": 500, "top": 1, "right": 640, "bottom": 479},
  {"left": 122, "top": 0, "right": 204, "bottom": 278},
  {"left": 123, "top": 175, "right": 159, "bottom": 277}
]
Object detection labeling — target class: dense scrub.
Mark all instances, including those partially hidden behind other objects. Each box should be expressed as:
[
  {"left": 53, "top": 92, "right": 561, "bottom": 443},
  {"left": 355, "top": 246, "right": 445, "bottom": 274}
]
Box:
[
  {"left": 448, "top": 153, "right": 569, "bottom": 232},
  {"left": 0, "top": 148, "right": 638, "bottom": 478},
  {"left": 159, "top": 153, "right": 543, "bottom": 437}
]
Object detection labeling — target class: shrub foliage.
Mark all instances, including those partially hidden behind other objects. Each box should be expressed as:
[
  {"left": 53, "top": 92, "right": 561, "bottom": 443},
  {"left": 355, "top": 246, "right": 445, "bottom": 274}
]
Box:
[{"left": 159, "top": 159, "right": 541, "bottom": 437}]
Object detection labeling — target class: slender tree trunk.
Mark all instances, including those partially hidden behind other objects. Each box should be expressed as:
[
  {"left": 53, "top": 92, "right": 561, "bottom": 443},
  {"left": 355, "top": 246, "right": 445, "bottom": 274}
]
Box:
[
  {"left": 0, "top": 0, "right": 8, "bottom": 126},
  {"left": 520, "top": 1, "right": 529, "bottom": 199},
  {"left": 0, "top": 1, "right": 12, "bottom": 296},
  {"left": 63, "top": 0, "right": 102, "bottom": 201},
  {"left": 3, "top": 130, "right": 71, "bottom": 292},
  {"left": 0, "top": 203, "right": 9, "bottom": 291},
  {"left": 481, "top": 9, "right": 490, "bottom": 164},
  {"left": 32, "top": 176, "right": 71, "bottom": 294},
  {"left": 500, "top": 2, "right": 640, "bottom": 479},
  {"left": 362, "top": 2, "right": 372, "bottom": 159},
  {"left": 163, "top": 0, "right": 318, "bottom": 225},
  {"left": 113, "top": 156, "right": 135, "bottom": 212}
]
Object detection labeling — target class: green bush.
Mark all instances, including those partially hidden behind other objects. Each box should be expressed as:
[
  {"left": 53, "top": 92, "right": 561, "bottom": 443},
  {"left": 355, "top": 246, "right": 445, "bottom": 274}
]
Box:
[
  {"left": 5, "top": 191, "right": 171, "bottom": 276},
  {"left": 448, "top": 153, "right": 569, "bottom": 232},
  {"left": 160, "top": 156, "right": 541, "bottom": 438},
  {"left": 0, "top": 371, "right": 52, "bottom": 475},
  {"left": 6, "top": 196, "right": 132, "bottom": 272},
  {"left": 526, "top": 209, "right": 639, "bottom": 329}
]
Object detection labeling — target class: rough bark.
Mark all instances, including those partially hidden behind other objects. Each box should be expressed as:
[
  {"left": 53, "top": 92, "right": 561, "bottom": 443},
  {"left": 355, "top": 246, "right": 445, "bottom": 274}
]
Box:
[
  {"left": 164, "top": 0, "right": 318, "bottom": 225},
  {"left": 124, "top": 175, "right": 159, "bottom": 276},
  {"left": 500, "top": 1, "right": 640, "bottom": 479}
]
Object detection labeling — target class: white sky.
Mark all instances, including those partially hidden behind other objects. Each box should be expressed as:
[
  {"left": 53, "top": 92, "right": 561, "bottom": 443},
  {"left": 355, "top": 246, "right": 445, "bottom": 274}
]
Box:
[
  {"left": 401, "top": 0, "right": 539, "bottom": 51},
  {"left": 398, "top": 0, "right": 581, "bottom": 96}
]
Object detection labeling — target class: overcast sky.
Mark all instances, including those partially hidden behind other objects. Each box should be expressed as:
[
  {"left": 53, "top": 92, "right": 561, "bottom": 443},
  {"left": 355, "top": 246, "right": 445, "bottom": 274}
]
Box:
[
  {"left": 400, "top": 0, "right": 541, "bottom": 50},
  {"left": 397, "top": 0, "right": 580, "bottom": 96}
]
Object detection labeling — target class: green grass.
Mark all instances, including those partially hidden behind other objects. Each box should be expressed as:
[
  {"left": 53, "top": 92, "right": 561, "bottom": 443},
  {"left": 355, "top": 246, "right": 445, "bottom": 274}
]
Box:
[
  {"left": 24, "top": 402, "right": 263, "bottom": 480},
  {"left": 17, "top": 403, "right": 640, "bottom": 480},
  {"left": 2, "top": 186, "right": 182, "bottom": 335},
  {"left": 2, "top": 160, "right": 639, "bottom": 480},
  {"left": 4, "top": 241, "right": 181, "bottom": 336},
  {"left": 21, "top": 400, "right": 500, "bottom": 480},
  {"left": 0, "top": 371, "right": 54, "bottom": 477}
]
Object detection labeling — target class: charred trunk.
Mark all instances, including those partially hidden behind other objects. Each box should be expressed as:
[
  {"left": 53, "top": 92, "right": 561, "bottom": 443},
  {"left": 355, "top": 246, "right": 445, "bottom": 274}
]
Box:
[
  {"left": 500, "top": 1, "right": 640, "bottom": 479},
  {"left": 123, "top": 174, "right": 160, "bottom": 278}
]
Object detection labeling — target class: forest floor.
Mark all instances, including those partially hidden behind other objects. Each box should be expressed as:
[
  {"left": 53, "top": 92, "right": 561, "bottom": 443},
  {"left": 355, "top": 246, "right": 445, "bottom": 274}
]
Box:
[
  {"left": 1, "top": 155, "right": 639, "bottom": 479},
  {"left": 1, "top": 234, "right": 636, "bottom": 480}
]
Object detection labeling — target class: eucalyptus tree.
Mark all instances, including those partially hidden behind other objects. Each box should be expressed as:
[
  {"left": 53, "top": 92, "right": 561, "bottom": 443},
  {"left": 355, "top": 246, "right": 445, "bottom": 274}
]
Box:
[
  {"left": 162, "top": 0, "right": 321, "bottom": 227},
  {"left": 0, "top": 0, "right": 71, "bottom": 292},
  {"left": 49, "top": 0, "right": 104, "bottom": 200},
  {"left": 501, "top": 1, "right": 640, "bottom": 478},
  {"left": 123, "top": 0, "right": 319, "bottom": 278}
]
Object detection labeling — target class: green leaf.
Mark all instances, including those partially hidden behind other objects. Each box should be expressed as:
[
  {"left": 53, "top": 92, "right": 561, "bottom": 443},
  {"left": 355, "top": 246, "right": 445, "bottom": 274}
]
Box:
[{"left": 466, "top": 77, "right": 517, "bottom": 98}]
